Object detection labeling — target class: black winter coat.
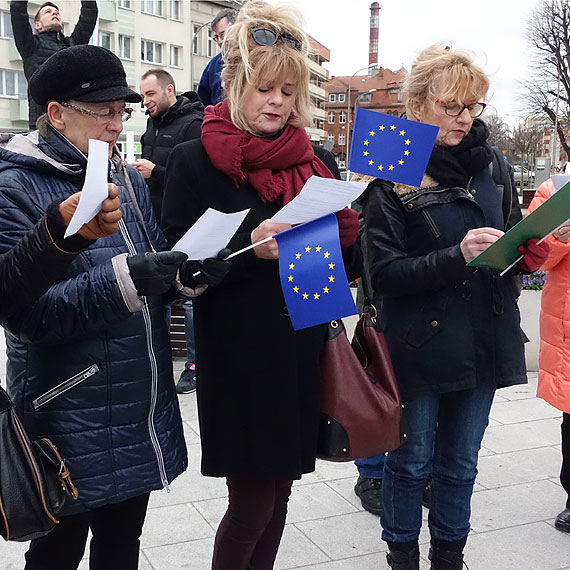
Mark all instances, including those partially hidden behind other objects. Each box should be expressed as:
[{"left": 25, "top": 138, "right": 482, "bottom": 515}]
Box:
[
  {"left": 162, "top": 141, "right": 361, "bottom": 479},
  {"left": 10, "top": 0, "right": 98, "bottom": 129},
  {"left": 360, "top": 158, "right": 527, "bottom": 397},
  {"left": 141, "top": 92, "right": 204, "bottom": 219}
]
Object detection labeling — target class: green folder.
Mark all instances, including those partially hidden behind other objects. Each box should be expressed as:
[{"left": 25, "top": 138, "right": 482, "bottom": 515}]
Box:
[{"left": 467, "top": 180, "right": 570, "bottom": 272}]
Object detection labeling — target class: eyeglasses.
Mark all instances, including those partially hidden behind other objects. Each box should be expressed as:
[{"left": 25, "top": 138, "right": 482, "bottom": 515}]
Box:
[
  {"left": 250, "top": 28, "right": 302, "bottom": 52},
  {"left": 213, "top": 31, "right": 225, "bottom": 43},
  {"left": 59, "top": 102, "right": 133, "bottom": 123},
  {"left": 435, "top": 99, "right": 487, "bottom": 118}
]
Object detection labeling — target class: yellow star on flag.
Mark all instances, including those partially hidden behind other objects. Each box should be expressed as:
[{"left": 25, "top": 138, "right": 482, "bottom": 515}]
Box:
[
  {"left": 398, "top": 159, "right": 404, "bottom": 165},
  {"left": 305, "top": 246, "right": 311, "bottom": 253},
  {"left": 314, "top": 292, "right": 320, "bottom": 300},
  {"left": 295, "top": 252, "right": 301, "bottom": 259},
  {"left": 293, "top": 286, "right": 299, "bottom": 293},
  {"left": 364, "top": 140, "right": 370, "bottom": 146},
  {"left": 368, "top": 159, "right": 374, "bottom": 166},
  {"left": 315, "top": 245, "right": 322, "bottom": 252},
  {"left": 379, "top": 125, "right": 385, "bottom": 131},
  {"left": 399, "top": 130, "right": 406, "bottom": 136},
  {"left": 289, "top": 263, "right": 295, "bottom": 270},
  {"left": 324, "top": 251, "right": 330, "bottom": 258},
  {"left": 363, "top": 151, "right": 369, "bottom": 157},
  {"left": 390, "top": 125, "right": 396, "bottom": 131},
  {"left": 405, "top": 139, "right": 411, "bottom": 145},
  {"left": 369, "top": 130, "right": 375, "bottom": 136},
  {"left": 329, "top": 275, "right": 335, "bottom": 282},
  {"left": 302, "top": 293, "right": 309, "bottom": 299},
  {"left": 328, "top": 262, "right": 335, "bottom": 269},
  {"left": 389, "top": 164, "right": 394, "bottom": 170},
  {"left": 323, "top": 286, "right": 330, "bottom": 293},
  {"left": 404, "top": 150, "right": 410, "bottom": 156},
  {"left": 288, "top": 275, "right": 294, "bottom": 282},
  {"left": 378, "top": 165, "right": 384, "bottom": 171}
]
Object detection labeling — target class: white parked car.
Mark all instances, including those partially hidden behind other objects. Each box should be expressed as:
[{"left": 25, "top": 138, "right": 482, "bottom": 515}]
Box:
[{"left": 513, "top": 165, "right": 534, "bottom": 186}]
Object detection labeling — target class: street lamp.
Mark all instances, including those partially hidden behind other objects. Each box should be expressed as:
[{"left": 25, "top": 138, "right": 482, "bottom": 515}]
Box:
[{"left": 345, "top": 64, "right": 377, "bottom": 169}]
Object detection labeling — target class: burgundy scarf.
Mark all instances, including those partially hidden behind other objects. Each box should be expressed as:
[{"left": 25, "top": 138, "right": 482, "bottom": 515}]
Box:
[{"left": 201, "top": 100, "right": 334, "bottom": 205}]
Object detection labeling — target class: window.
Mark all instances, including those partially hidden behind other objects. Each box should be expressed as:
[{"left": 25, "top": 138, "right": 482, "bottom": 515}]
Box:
[
  {"left": 328, "top": 112, "right": 335, "bottom": 124},
  {"left": 99, "top": 31, "right": 113, "bottom": 51},
  {"left": 338, "top": 133, "right": 345, "bottom": 146},
  {"left": 170, "top": 45, "right": 181, "bottom": 68},
  {"left": 193, "top": 25, "right": 200, "bottom": 55},
  {"left": 0, "top": 11, "right": 13, "bottom": 38},
  {"left": 117, "top": 0, "right": 131, "bottom": 8},
  {"left": 339, "top": 112, "right": 346, "bottom": 124},
  {"left": 327, "top": 133, "right": 335, "bottom": 145},
  {"left": 329, "top": 93, "right": 336, "bottom": 103},
  {"left": 119, "top": 35, "right": 133, "bottom": 60},
  {"left": 141, "top": 39, "right": 163, "bottom": 64},
  {"left": 338, "top": 93, "right": 346, "bottom": 103},
  {"left": 142, "top": 0, "right": 163, "bottom": 16},
  {"left": 0, "top": 69, "right": 26, "bottom": 99},
  {"left": 359, "top": 93, "right": 372, "bottom": 103},
  {"left": 170, "top": 0, "right": 181, "bottom": 21},
  {"left": 207, "top": 28, "right": 215, "bottom": 57}
]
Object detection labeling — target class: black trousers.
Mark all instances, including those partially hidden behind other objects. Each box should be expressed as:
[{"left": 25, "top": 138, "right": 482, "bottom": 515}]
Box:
[
  {"left": 24, "top": 492, "right": 151, "bottom": 570},
  {"left": 562, "top": 413, "right": 570, "bottom": 509}
]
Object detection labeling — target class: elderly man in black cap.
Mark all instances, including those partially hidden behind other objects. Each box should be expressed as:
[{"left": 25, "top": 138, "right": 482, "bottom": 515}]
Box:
[{"left": 0, "top": 45, "right": 229, "bottom": 570}]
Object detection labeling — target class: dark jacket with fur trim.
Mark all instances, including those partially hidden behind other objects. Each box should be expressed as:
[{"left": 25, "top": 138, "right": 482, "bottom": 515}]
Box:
[
  {"left": 0, "top": 125, "right": 187, "bottom": 514},
  {"left": 359, "top": 158, "right": 527, "bottom": 396}
]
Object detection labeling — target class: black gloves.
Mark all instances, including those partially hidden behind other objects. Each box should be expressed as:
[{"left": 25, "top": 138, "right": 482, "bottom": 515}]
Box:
[
  {"left": 127, "top": 251, "right": 188, "bottom": 296},
  {"left": 179, "top": 248, "right": 232, "bottom": 289}
]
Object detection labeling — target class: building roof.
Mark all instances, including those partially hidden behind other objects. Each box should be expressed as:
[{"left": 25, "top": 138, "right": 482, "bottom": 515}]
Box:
[{"left": 326, "top": 67, "right": 408, "bottom": 94}]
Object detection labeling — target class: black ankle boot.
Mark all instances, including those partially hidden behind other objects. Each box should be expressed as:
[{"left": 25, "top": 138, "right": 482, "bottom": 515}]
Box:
[
  {"left": 386, "top": 546, "right": 420, "bottom": 570},
  {"left": 428, "top": 539, "right": 466, "bottom": 570}
]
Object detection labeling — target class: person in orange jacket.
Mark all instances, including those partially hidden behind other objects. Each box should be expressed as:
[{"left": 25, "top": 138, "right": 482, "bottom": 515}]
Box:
[{"left": 528, "top": 178, "right": 570, "bottom": 533}]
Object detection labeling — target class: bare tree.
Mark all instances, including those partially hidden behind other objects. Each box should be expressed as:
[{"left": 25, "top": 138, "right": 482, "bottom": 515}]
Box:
[
  {"left": 523, "top": 0, "right": 570, "bottom": 158},
  {"left": 484, "top": 114, "right": 512, "bottom": 154}
]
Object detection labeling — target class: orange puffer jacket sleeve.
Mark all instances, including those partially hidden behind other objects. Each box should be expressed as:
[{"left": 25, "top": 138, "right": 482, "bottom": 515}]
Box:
[{"left": 528, "top": 179, "right": 570, "bottom": 413}]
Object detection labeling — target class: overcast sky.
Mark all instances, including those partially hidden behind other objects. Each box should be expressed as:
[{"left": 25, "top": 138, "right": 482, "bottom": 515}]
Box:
[{"left": 268, "top": 0, "right": 543, "bottom": 124}]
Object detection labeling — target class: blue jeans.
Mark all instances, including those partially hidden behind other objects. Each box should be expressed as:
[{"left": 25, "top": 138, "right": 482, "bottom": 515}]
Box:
[
  {"left": 184, "top": 300, "right": 196, "bottom": 368},
  {"left": 355, "top": 454, "right": 386, "bottom": 479},
  {"left": 381, "top": 384, "right": 495, "bottom": 543}
]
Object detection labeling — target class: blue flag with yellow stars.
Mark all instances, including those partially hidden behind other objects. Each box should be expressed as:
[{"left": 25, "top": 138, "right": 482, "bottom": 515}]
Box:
[
  {"left": 348, "top": 107, "right": 439, "bottom": 187},
  {"left": 274, "top": 213, "right": 357, "bottom": 331}
]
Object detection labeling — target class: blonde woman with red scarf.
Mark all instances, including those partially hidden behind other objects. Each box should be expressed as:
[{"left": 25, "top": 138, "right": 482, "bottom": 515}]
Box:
[{"left": 161, "top": 2, "right": 360, "bottom": 569}]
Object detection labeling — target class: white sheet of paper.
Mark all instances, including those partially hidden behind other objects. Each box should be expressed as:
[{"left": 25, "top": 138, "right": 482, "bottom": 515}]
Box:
[
  {"left": 552, "top": 174, "right": 570, "bottom": 191},
  {"left": 125, "top": 130, "right": 135, "bottom": 163},
  {"left": 64, "top": 139, "right": 109, "bottom": 238},
  {"left": 172, "top": 208, "right": 250, "bottom": 260},
  {"left": 270, "top": 176, "right": 368, "bottom": 224}
]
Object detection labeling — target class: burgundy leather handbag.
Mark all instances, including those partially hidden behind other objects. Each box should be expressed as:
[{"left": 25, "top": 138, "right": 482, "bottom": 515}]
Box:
[{"left": 317, "top": 305, "right": 403, "bottom": 461}]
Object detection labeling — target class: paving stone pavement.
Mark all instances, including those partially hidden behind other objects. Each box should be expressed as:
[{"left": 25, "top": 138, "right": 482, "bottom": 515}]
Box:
[{"left": 2, "top": 329, "right": 570, "bottom": 569}]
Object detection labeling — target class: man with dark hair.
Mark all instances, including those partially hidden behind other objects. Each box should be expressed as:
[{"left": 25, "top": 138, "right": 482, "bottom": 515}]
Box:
[
  {"left": 10, "top": 0, "right": 98, "bottom": 129},
  {"left": 132, "top": 68, "right": 205, "bottom": 395},
  {"left": 197, "top": 7, "right": 238, "bottom": 107}
]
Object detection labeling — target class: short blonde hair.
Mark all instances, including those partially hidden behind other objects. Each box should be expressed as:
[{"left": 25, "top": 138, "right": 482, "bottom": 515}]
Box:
[
  {"left": 403, "top": 45, "right": 489, "bottom": 121},
  {"left": 221, "top": 0, "right": 311, "bottom": 133}
]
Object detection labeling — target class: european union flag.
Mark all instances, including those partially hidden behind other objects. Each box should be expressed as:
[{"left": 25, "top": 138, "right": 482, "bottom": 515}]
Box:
[
  {"left": 275, "top": 214, "right": 357, "bottom": 331},
  {"left": 348, "top": 108, "right": 439, "bottom": 187}
]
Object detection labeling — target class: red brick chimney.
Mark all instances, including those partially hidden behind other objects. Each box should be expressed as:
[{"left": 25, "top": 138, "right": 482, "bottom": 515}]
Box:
[{"left": 369, "top": 2, "right": 380, "bottom": 75}]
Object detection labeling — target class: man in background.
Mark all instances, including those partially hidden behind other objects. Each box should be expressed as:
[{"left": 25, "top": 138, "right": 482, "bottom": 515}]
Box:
[
  {"left": 10, "top": 0, "right": 98, "bottom": 129},
  {"left": 132, "top": 69, "right": 204, "bottom": 395},
  {"left": 197, "top": 8, "right": 237, "bottom": 107}
]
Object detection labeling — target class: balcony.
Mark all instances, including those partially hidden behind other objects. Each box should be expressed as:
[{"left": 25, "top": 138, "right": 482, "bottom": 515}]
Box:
[
  {"left": 98, "top": 1, "right": 117, "bottom": 22},
  {"left": 9, "top": 98, "right": 28, "bottom": 124}
]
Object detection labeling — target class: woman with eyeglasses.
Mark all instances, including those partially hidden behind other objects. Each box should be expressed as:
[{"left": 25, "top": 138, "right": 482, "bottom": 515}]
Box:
[
  {"left": 161, "top": 2, "right": 360, "bottom": 569},
  {"left": 358, "top": 45, "right": 547, "bottom": 570}
]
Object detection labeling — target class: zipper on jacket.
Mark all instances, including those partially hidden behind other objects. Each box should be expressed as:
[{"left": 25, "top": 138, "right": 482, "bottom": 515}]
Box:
[
  {"left": 119, "top": 218, "right": 170, "bottom": 492},
  {"left": 421, "top": 210, "right": 441, "bottom": 239},
  {"left": 32, "top": 364, "right": 99, "bottom": 410}
]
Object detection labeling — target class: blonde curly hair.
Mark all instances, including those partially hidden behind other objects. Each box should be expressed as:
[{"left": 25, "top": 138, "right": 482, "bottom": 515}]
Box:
[
  {"left": 221, "top": 0, "right": 311, "bottom": 134},
  {"left": 403, "top": 45, "right": 489, "bottom": 121}
]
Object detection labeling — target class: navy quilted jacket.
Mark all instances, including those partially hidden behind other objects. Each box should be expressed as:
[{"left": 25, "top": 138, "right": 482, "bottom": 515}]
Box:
[{"left": 0, "top": 126, "right": 187, "bottom": 514}]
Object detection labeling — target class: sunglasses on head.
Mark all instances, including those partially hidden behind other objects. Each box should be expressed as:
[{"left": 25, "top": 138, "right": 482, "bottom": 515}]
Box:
[{"left": 250, "top": 27, "right": 302, "bottom": 51}]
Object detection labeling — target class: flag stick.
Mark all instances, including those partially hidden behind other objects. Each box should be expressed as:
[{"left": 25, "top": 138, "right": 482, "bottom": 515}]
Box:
[{"left": 192, "top": 236, "right": 274, "bottom": 277}]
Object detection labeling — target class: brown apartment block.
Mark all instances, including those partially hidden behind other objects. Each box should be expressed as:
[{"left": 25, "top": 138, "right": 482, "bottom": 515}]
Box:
[{"left": 324, "top": 67, "right": 407, "bottom": 168}]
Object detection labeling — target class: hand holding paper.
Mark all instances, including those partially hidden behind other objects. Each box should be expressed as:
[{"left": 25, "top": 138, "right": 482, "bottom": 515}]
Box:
[{"left": 460, "top": 227, "right": 504, "bottom": 263}]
